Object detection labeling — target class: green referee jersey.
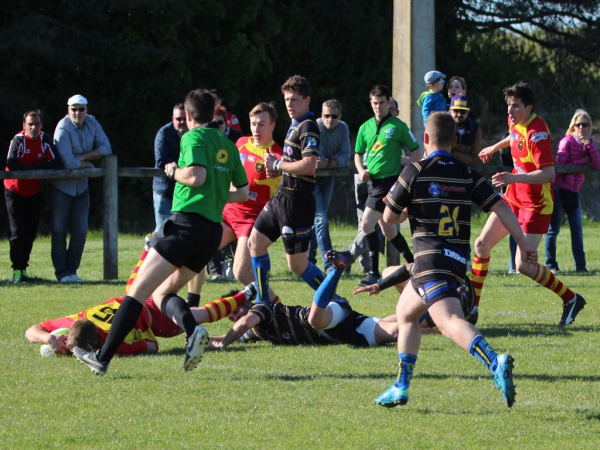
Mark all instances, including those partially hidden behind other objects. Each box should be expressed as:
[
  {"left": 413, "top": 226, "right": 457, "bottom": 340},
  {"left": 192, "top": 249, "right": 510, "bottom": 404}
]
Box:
[
  {"left": 172, "top": 127, "right": 248, "bottom": 223},
  {"left": 355, "top": 114, "right": 419, "bottom": 179}
]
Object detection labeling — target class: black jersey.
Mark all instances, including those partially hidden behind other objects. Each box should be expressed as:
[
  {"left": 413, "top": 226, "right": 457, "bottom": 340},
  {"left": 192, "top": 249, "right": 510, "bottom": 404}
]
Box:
[
  {"left": 385, "top": 150, "right": 501, "bottom": 283},
  {"left": 281, "top": 113, "right": 320, "bottom": 191}
]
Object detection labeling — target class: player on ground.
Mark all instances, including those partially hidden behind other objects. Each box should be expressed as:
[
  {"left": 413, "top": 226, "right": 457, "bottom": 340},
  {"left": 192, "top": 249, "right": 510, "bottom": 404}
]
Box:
[
  {"left": 72, "top": 89, "right": 249, "bottom": 375},
  {"left": 354, "top": 85, "right": 421, "bottom": 286},
  {"left": 472, "top": 82, "right": 587, "bottom": 326},
  {"left": 375, "top": 112, "right": 538, "bottom": 408},
  {"left": 249, "top": 75, "right": 325, "bottom": 303}
]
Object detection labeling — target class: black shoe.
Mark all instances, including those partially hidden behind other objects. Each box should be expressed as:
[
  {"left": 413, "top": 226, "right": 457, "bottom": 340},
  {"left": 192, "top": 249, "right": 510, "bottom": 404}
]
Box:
[
  {"left": 73, "top": 347, "right": 109, "bottom": 376},
  {"left": 325, "top": 249, "right": 353, "bottom": 270},
  {"left": 359, "top": 272, "right": 380, "bottom": 287},
  {"left": 559, "top": 294, "right": 586, "bottom": 326},
  {"left": 342, "top": 245, "right": 355, "bottom": 275}
]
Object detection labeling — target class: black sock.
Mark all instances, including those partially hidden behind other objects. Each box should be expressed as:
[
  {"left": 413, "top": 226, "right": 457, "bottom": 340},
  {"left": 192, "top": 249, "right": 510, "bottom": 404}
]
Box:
[
  {"left": 98, "top": 296, "right": 144, "bottom": 362},
  {"left": 365, "top": 231, "right": 380, "bottom": 276},
  {"left": 162, "top": 294, "right": 198, "bottom": 338},
  {"left": 186, "top": 293, "right": 201, "bottom": 308},
  {"left": 390, "top": 232, "right": 414, "bottom": 263}
]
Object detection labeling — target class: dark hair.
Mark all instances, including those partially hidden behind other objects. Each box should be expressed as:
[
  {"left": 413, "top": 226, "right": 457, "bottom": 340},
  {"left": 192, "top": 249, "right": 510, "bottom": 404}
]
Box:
[
  {"left": 504, "top": 82, "right": 534, "bottom": 108},
  {"left": 426, "top": 112, "right": 456, "bottom": 147},
  {"left": 281, "top": 75, "right": 311, "bottom": 98},
  {"left": 214, "top": 105, "right": 227, "bottom": 120},
  {"left": 184, "top": 89, "right": 216, "bottom": 124},
  {"left": 369, "top": 85, "right": 391, "bottom": 100},
  {"left": 250, "top": 102, "right": 277, "bottom": 123},
  {"left": 322, "top": 99, "right": 342, "bottom": 113},
  {"left": 23, "top": 110, "right": 42, "bottom": 124},
  {"left": 66, "top": 319, "right": 99, "bottom": 350},
  {"left": 173, "top": 103, "right": 184, "bottom": 111},
  {"left": 209, "top": 89, "right": 221, "bottom": 100},
  {"left": 448, "top": 76, "right": 467, "bottom": 91}
]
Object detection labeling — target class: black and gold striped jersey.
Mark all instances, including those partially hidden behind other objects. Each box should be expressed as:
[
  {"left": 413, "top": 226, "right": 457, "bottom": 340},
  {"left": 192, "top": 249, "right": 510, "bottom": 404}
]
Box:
[{"left": 281, "top": 113, "right": 320, "bottom": 191}]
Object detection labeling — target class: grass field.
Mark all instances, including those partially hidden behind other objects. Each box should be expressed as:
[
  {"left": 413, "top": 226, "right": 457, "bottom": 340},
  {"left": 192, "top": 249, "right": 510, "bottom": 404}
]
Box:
[{"left": 1, "top": 220, "right": 599, "bottom": 449}]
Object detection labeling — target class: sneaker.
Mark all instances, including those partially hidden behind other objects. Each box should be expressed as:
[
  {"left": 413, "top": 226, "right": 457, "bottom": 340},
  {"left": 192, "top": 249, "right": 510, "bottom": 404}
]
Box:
[
  {"left": 70, "top": 274, "right": 84, "bottom": 283},
  {"left": 375, "top": 384, "right": 409, "bottom": 407},
  {"left": 73, "top": 347, "right": 109, "bottom": 376},
  {"left": 242, "top": 282, "right": 258, "bottom": 301},
  {"left": 466, "top": 310, "right": 478, "bottom": 325},
  {"left": 12, "top": 270, "right": 22, "bottom": 284},
  {"left": 359, "top": 271, "right": 380, "bottom": 287},
  {"left": 559, "top": 294, "right": 586, "bottom": 327},
  {"left": 59, "top": 275, "right": 74, "bottom": 283},
  {"left": 184, "top": 325, "right": 209, "bottom": 371},
  {"left": 550, "top": 268, "right": 561, "bottom": 275},
  {"left": 492, "top": 354, "right": 516, "bottom": 407},
  {"left": 21, "top": 269, "right": 35, "bottom": 282},
  {"left": 325, "top": 249, "right": 353, "bottom": 270},
  {"left": 144, "top": 231, "right": 157, "bottom": 246}
]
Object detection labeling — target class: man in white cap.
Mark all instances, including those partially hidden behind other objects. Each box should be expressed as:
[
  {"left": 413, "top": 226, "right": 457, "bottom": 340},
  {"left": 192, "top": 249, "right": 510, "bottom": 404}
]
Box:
[{"left": 50, "top": 95, "right": 112, "bottom": 283}]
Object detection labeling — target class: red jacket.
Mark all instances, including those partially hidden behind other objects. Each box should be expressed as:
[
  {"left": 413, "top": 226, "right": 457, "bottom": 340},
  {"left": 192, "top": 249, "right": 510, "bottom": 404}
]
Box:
[{"left": 554, "top": 135, "right": 600, "bottom": 192}]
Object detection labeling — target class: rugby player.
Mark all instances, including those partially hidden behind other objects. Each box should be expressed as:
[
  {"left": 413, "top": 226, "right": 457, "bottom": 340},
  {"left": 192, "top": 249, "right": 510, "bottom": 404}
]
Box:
[
  {"left": 73, "top": 89, "right": 249, "bottom": 375},
  {"left": 473, "top": 82, "right": 587, "bottom": 326},
  {"left": 374, "top": 112, "right": 538, "bottom": 408}
]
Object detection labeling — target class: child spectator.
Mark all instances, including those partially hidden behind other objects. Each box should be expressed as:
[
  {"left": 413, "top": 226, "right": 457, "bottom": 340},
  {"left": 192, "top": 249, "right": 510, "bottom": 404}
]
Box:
[{"left": 417, "top": 70, "right": 446, "bottom": 126}]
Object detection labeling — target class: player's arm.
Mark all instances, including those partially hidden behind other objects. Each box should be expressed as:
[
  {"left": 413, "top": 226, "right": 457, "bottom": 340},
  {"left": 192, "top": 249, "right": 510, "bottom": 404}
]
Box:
[
  {"left": 24, "top": 324, "right": 69, "bottom": 355},
  {"left": 164, "top": 162, "right": 207, "bottom": 187},
  {"left": 266, "top": 153, "right": 317, "bottom": 176},
  {"left": 227, "top": 183, "right": 249, "bottom": 203},
  {"left": 355, "top": 152, "right": 370, "bottom": 182},
  {"left": 491, "top": 165, "right": 554, "bottom": 187},
  {"left": 217, "top": 311, "right": 261, "bottom": 349},
  {"left": 479, "top": 135, "right": 511, "bottom": 163}
]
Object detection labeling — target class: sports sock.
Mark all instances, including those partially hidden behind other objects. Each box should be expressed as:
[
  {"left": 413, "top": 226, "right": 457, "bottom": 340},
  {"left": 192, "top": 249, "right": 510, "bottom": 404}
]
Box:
[
  {"left": 393, "top": 353, "right": 417, "bottom": 390},
  {"left": 186, "top": 293, "right": 201, "bottom": 308},
  {"left": 199, "top": 291, "right": 248, "bottom": 323},
  {"left": 162, "top": 294, "right": 198, "bottom": 338},
  {"left": 300, "top": 262, "right": 325, "bottom": 291},
  {"left": 313, "top": 268, "right": 343, "bottom": 309},
  {"left": 471, "top": 255, "right": 490, "bottom": 307},
  {"left": 98, "top": 296, "right": 144, "bottom": 362},
  {"left": 532, "top": 265, "right": 576, "bottom": 303},
  {"left": 469, "top": 335, "right": 499, "bottom": 372},
  {"left": 389, "top": 231, "right": 414, "bottom": 263},
  {"left": 125, "top": 245, "right": 149, "bottom": 294},
  {"left": 365, "top": 231, "right": 380, "bottom": 276},
  {"left": 251, "top": 253, "right": 271, "bottom": 302}
]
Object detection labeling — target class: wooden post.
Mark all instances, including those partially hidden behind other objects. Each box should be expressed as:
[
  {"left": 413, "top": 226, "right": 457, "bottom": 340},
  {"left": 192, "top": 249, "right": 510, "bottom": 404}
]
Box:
[{"left": 103, "top": 155, "right": 118, "bottom": 280}]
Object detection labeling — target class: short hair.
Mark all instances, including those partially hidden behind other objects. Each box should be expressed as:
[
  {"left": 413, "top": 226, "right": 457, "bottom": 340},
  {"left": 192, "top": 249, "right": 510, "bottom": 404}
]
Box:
[
  {"left": 389, "top": 98, "right": 398, "bottom": 110},
  {"left": 209, "top": 89, "right": 222, "bottom": 100},
  {"left": 249, "top": 102, "right": 277, "bottom": 123},
  {"left": 566, "top": 109, "right": 592, "bottom": 136},
  {"left": 184, "top": 89, "right": 215, "bottom": 124},
  {"left": 281, "top": 75, "right": 311, "bottom": 98},
  {"left": 448, "top": 76, "right": 467, "bottom": 91},
  {"left": 23, "top": 110, "right": 42, "bottom": 124},
  {"left": 214, "top": 105, "right": 227, "bottom": 120},
  {"left": 369, "top": 85, "right": 391, "bottom": 100},
  {"left": 426, "top": 78, "right": 444, "bottom": 90},
  {"left": 66, "top": 319, "right": 99, "bottom": 351},
  {"left": 504, "top": 82, "right": 534, "bottom": 108},
  {"left": 173, "top": 103, "right": 184, "bottom": 112},
  {"left": 322, "top": 99, "right": 342, "bottom": 113},
  {"left": 425, "top": 112, "right": 456, "bottom": 147}
]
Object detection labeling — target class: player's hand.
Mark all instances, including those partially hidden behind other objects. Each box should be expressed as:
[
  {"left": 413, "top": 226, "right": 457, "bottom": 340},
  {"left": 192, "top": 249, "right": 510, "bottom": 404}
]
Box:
[
  {"left": 519, "top": 243, "right": 538, "bottom": 268},
  {"left": 399, "top": 208, "right": 409, "bottom": 223},
  {"left": 353, "top": 284, "right": 381, "bottom": 296},
  {"left": 491, "top": 171, "right": 513, "bottom": 187},
  {"left": 479, "top": 146, "right": 496, "bottom": 164},
  {"left": 164, "top": 162, "right": 177, "bottom": 176},
  {"left": 48, "top": 334, "right": 69, "bottom": 355},
  {"left": 209, "top": 338, "right": 224, "bottom": 349},
  {"left": 358, "top": 169, "right": 370, "bottom": 182}
]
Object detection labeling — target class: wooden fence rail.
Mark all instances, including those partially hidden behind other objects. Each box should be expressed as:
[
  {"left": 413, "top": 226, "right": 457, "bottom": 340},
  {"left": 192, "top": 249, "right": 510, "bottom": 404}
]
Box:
[{"left": 1, "top": 155, "right": 597, "bottom": 280}]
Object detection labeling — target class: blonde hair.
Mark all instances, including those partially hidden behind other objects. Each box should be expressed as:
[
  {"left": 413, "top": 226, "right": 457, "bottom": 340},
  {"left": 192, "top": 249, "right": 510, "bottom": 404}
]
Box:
[{"left": 566, "top": 109, "right": 592, "bottom": 137}]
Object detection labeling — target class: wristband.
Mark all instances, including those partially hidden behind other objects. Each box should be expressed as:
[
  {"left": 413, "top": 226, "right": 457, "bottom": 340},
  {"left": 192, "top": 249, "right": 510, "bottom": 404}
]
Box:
[{"left": 273, "top": 159, "right": 281, "bottom": 171}]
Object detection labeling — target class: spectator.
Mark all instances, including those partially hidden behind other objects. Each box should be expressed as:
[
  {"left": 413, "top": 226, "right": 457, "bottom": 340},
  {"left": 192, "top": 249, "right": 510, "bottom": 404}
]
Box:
[
  {"left": 51, "top": 95, "right": 112, "bottom": 283},
  {"left": 210, "top": 89, "right": 242, "bottom": 132},
  {"left": 447, "top": 76, "right": 467, "bottom": 100},
  {"left": 417, "top": 70, "right": 446, "bottom": 126},
  {"left": 214, "top": 105, "right": 242, "bottom": 144},
  {"left": 5, "top": 110, "right": 63, "bottom": 283},
  {"left": 150, "top": 103, "right": 188, "bottom": 235},
  {"left": 307, "top": 99, "right": 351, "bottom": 272},
  {"left": 389, "top": 97, "right": 399, "bottom": 117},
  {"left": 449, "top": 95, "right": 481, "bottom": 167},
  {"left": 545, "top": 109, "right": 600, "bottom": 273}
]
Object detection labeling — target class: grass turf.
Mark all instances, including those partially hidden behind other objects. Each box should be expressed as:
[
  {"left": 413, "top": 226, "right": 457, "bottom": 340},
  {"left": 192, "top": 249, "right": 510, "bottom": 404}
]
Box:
[{"left": 1, "top": 220, "right": 599, "bottom": 449}]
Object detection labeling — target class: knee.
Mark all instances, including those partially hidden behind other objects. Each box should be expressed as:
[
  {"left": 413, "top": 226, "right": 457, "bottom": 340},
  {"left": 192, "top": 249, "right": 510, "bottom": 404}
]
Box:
[
  {"left": 474, "top": 237, "right": 489, "bottom": 256},
  {"left": 307, "top": 309, "right": 328, "bottom": 330},
  {"left": 287, "top": 257, "right": 307, "bottom": 275}
]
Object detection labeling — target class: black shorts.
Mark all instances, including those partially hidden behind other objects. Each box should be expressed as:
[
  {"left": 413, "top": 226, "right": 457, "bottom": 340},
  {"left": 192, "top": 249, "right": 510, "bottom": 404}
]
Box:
[
  {"left": 366, "top": 176, "right": 398, "bottom": 213},
  {"left": 253, "top": 188, "right": 315, "bottom": 255},
  {"left": 151, "top": 211, "right": 222, "bottom": 273},
  {"left": 322, "top": 301, "right": 370, "bottom": 347}
]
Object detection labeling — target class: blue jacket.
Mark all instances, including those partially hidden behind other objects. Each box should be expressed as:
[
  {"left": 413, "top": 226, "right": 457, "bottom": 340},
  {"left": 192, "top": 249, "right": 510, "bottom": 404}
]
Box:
[
  {"left": 417, "top": 91, "right": 447, "bottom": 126},
  {"left": 153, "top": 122, "right": 182, "bottom": 198}
]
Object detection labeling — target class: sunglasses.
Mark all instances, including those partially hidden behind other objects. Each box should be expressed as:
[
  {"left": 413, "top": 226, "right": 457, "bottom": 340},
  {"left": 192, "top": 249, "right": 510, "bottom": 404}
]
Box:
[
  {"left": 323, "top": 114, "right": 339, "bottom": 119},
  {"left": 70, "top": 107, "right": 86, "bottom": 112},
  {"left": 575, "top": 123, "right": 589, "bottom": 128},
  {"left": 174, "top": 117, "right": 186, "bottom": 122},
  {"left": 216, "top": 119, "right": 225, "bottom": 125},
  {"left": 437, "top": 79, "right": 445, "bottom": 85}
]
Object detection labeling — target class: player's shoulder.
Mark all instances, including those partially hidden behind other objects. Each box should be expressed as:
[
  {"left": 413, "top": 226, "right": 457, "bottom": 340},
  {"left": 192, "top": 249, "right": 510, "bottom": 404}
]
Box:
[
  {"left": 527, "top": 114, "right": 550, "bottom": 141},
  {"left": 297, "top": 116, "right": 319, "bottom": 133},
  {"left": 236, "top": 135, "right": 251, "bottom": 149},
  {"left": 387, "top": 115, "right": 409, "bottom": 130}
]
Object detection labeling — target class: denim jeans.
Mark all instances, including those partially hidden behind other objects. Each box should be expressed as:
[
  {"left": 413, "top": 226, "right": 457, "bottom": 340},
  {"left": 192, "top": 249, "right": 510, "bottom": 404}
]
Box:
[
  {"left": 545, "top": 185, "right": 586, "bottom": 271},
  {"left": 508, "top": 234, "right": 518, "bottom": 273},
  {"left": 49, "top": 184, "right": 89, "bottom": 280},
  {"left": 308, "top": 176, "right": 335, "bottom": 271},
  {"left": 153, "top": 191, "right": 173, "bottom": 232}
]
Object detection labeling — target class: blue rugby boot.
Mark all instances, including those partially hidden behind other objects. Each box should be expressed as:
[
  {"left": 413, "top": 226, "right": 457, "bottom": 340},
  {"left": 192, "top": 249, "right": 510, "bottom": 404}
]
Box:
[
  {"left": 492, "top": 354, "right": 516, "bottom": 408},
  {"left": 375, "top": 384, "right": 409, "bottom": 408}
]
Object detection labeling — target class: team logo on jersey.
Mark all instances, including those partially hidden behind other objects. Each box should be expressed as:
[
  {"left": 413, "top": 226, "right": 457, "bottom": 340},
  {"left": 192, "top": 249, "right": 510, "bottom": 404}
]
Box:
[
  {"left": 284, "top": 145, "right": 293, "bottom": 156},
  {"left": 255, "top": 160, "right": 265, "bottom": 174},
  {"left": 281, "top": 226, "right": 295, "bottom": 239},
  {"left": 518, "top": 139, "right": 524, "bottom": 151},
  {"left": 231, "top": 116, "right": 239, "bottom": 125},
  {"left": 429, "top": 183, "right": 441, "bottom": 197},
  {"left": 371, "top": 141, "right": 383, "bottom": 152},
  {"left": 306, "top": 136, "right": 318, "bottom": 148},
  {"left": 216, "top": 149, "right": 229, "bottom": 164},
  {"left": 248, "top": 155, "right": 256, "bottom": 162},
  {"left": 385, "top": 129, "right": 395, "bottom": 139},
  {"left": 239, "top": 154, "right": 247, "bottom": 163},
  {"left": 531, "top": 131, "right": 548, "bottom": 142},
  {"left": 249, "top": 191, "right": 258, "bottom": 201}
]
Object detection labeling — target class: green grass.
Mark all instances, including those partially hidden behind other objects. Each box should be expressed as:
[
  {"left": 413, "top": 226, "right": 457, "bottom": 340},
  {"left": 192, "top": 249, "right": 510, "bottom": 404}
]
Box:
[{"left": 1, "top": 221, "right": 599, "bottom": 449}]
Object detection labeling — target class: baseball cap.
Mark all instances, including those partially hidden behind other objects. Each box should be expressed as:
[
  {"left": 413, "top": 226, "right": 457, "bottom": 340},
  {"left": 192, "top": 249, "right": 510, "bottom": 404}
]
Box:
[
  {"left": 424, "top": 71, "right": 446, "bottom": 84},
  {"left": 67, "top": 95, "right": 88, "bottom": 106},
  {"left": 450, "top": 95, "right": 470, "bottom": 111}
]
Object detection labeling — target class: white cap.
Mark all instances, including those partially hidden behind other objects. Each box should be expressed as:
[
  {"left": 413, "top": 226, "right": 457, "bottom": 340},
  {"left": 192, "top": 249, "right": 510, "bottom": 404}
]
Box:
[{"left": 67, "top": 94, "right": 88, "bottom": 106}]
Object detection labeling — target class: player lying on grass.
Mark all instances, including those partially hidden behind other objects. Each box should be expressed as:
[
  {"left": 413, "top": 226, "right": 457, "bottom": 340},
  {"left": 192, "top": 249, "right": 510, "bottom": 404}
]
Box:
[{"left": 24, "top": 284, "right": 258, "bottom": 356}]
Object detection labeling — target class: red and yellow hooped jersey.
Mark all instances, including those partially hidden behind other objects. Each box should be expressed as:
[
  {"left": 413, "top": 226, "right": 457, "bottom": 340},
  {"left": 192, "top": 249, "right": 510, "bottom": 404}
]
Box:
[{"left": 504, "top": 114, "right": 554, "bottom": 214}]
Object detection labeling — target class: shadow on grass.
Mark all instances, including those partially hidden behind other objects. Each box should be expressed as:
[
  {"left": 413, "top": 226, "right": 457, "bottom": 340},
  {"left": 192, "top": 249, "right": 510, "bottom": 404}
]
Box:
[
  {"left": 160, "top": 347, "right": 247, "bottom": 356},
  {"left": 0, "top": 279, "right": 123, "bottom": 287},
  {"left": 478, "top": 323, "right": 598, "bottom": 337}
]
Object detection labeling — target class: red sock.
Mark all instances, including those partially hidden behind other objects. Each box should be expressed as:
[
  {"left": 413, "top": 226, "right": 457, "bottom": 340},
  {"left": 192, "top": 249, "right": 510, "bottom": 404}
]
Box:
[
  {"left": 200, "top": 291, "right": 248, "bottom": 322},
  {"left": 471, "top": 255, "right": 490, "bottom": 307},
  {"left": 532, "top": 265, "right": 575, "bottom": 303},
  {"left": 125, "top": 245, "right": 149, "bottom": 294}
]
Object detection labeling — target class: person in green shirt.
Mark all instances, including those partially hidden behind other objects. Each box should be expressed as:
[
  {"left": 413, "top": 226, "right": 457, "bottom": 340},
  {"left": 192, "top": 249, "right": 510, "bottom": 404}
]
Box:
[
  {"left": 354, "top": 85, "right": 420, "bottom": 286},
  {"left": 72, "top": 89, "right": 249, "bottom": 376}
]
